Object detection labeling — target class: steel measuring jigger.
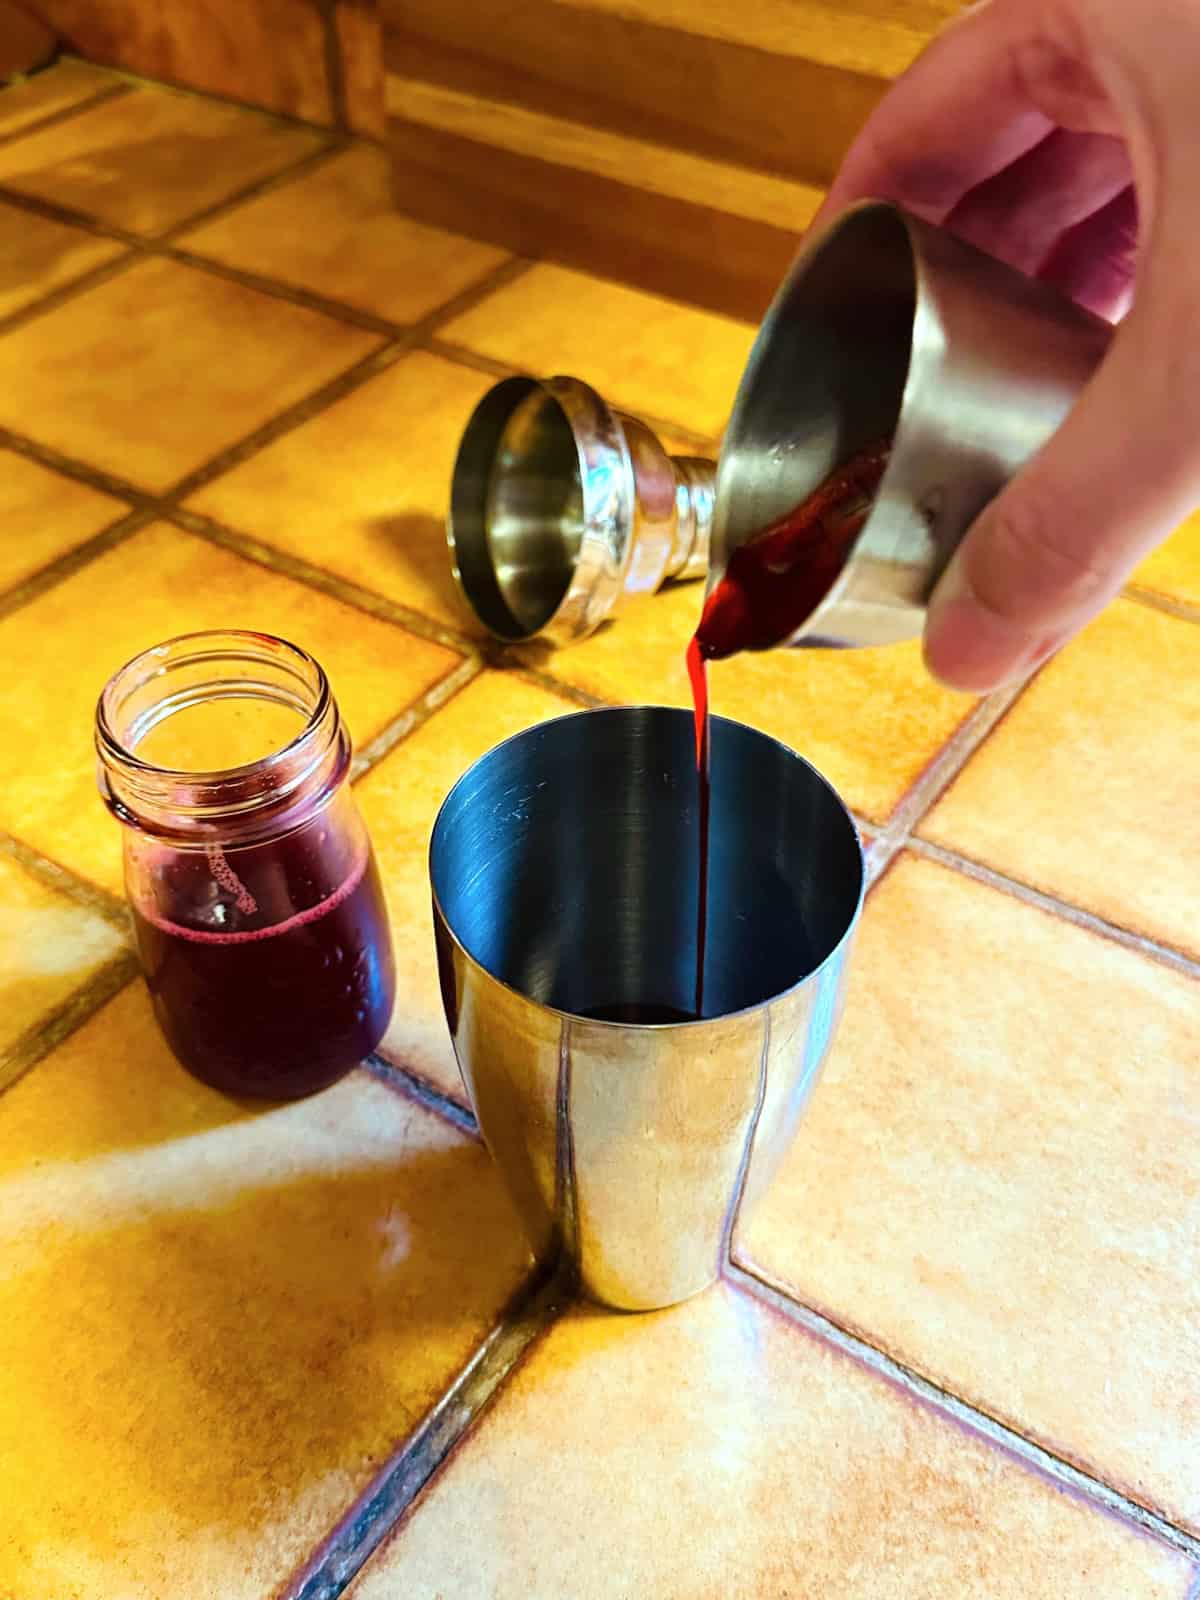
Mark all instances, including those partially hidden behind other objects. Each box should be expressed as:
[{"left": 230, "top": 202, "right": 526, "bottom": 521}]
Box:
[
  {"left": 712, "top": 199, "right": 1114, "bottom": 647},
  {"left": 429, "top": 706, "right": 864, "bottom": 1311},
  {"left": 446, "top": 202, "right": 1113, "bottom": 651},
  {"left": 448, "top": 375, "right": 714, "bottom": 645}
]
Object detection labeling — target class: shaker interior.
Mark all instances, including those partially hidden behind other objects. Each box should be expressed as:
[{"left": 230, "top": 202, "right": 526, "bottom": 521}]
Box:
[{"left": 431, "top": 706, "right": 863, "bottom": 1020}]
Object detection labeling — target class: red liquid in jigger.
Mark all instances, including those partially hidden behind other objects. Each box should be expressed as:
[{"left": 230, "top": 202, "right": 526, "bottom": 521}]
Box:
[
  {"left": 687, "top": 440, "right": 890, "bottom": 1016},
  {"left": 130, "top": 828, "right": 395, "bottom": 1099}
]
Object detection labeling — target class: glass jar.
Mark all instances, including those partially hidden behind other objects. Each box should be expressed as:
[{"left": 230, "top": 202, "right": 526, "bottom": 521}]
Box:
[{"left": 96, "top": 630, "right": 396, "bottom": 1099}]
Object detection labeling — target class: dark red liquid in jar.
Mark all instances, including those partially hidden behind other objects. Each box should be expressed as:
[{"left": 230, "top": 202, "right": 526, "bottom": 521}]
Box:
[
  {"left": 687, "top": 439, "right": 891, "bottom": 1017},
  {"left": 129, "top": 823, "right": 396, "bottom": 1099}
]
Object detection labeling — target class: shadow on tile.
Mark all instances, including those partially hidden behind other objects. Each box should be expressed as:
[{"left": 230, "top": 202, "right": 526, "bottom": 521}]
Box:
[
  {"left": 0, "top": 59, "right": 117, "bottom": 139},
  {"left": 0, "top": 1009, "right": 532, "bottom": 1595},
  {"left": 0, "top": 195, "right": 124, "bottom": 322},
  {"left": 0, "top": 88, "right": 324, "bottom": 235},
  {"left": 364, "top": 511, "right": 479, "bottom": 636}
]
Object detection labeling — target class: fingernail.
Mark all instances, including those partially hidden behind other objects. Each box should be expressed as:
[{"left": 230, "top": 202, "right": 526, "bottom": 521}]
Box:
[{"left": 924, "top": 558, "right": 1039, "bottom": 693}]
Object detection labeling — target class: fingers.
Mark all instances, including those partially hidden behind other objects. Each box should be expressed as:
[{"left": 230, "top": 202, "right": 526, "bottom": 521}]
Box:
[
  {"left": 945, "top": 129, "right": 1132, "bottom": 274},
  {"left": 814, "top": 1, "right": 1054, "bottom": 227},
  {"left": 1037, "top": 183, "right": 1139, "bottom": 318},
  {"left": 923, "top": 298, "right": 1200, "bottom": 691}
]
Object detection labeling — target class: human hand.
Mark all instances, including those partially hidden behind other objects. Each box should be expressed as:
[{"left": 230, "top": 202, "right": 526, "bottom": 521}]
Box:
[{"left": 813, "top": 0, "right": 1200, "bottom": 690}]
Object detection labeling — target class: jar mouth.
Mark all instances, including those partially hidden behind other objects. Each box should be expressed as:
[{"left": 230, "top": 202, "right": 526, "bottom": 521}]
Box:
[{"left": 96, "top": 630, "right": 346, "bottom": 838}]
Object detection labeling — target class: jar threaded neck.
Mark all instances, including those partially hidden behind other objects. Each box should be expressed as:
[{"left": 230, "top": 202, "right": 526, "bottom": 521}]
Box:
[{"left": 96, "top": 630, "right": 348, "bottom": 844}]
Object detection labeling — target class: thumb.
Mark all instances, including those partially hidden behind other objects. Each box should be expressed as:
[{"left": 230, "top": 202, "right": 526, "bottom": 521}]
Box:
[{"left": 923, "top": 304, "right": 1200, "bottom": 691}]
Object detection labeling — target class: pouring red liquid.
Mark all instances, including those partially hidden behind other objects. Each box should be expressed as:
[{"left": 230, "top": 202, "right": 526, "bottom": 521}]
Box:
[{"left": 688, "top": 440, "right": 890, "bottom": 1014}]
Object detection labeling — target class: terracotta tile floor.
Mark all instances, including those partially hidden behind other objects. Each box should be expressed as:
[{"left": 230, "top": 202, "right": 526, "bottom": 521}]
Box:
[{"left": 1, "top": 58, "right": 1197, "bottom": 1600}]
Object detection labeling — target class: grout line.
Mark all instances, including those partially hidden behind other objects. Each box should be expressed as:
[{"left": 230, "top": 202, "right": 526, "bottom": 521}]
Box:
[
  {"left": 0, "top": 427, "right": 151, "bottom": 506},
  {"left": 69, "top": 54, "right": 342, "bottom": 135},
  {"left": 424, "top": 338, "right": 541, "bottom": 387},
  {"left": 167, "top": 507, "right": 477, "bottom": 652},
  {"left": 1124, "top": 584, "right": 1200, "bottom": 627},
  {"left": 0, "top": 506, "right": 156, "bottom": 620},
  {"left": 0, "top": 245, "right": 143, "bottom": 339},
  {"left": 727, "top": 1259, "right": 1200, "bottom": 1564},
  {"left": 0, "top": 180, "right": 137, "bottom": 242},
  {"left": 0, "top": 951, "right": 138, "bottom": 1097},
  {"left": 364, "top": 1054, "right": 477, "bottom": 1136},
  {"left": 906, "top": 836, "right": 1200, "bottom": 978},
  {"left": 161, "top": 335, "right": 403, "bottom": 501},
  {"left": 0, "top": 150, "right": 715, "bottom": 470},
  {"left": 0, "top": 79, "right": 134, "bottom": 150},
  {"left": 163, "top": 245, "right": 400, "bottom": 336},
  {"left": 0, "top": 261, "right": 537, "bottom": 626},
  {"left": 425, "top": 337, "right": 720, "bottom": 454},
  {"left": 407, "top": 254, "right": 535, "bottom": 331},
  {"left": 868, "top": 677, "right": 1031, "bottom": 879},
  {"left": 283, "top": 1265, "right": 566, "bottom": 1600},
  {"left": 149, "top": 137, "right": 348, "bottom": 244},
  {"left": 161, "top": 258, "right": 535, "bottom": 506},
  {"left": 0, "top": 139, "right": 346, "bottom": 338},
  {"left": 0, "top": 139, "right": 345, "bottom": 260},
  {"left": 351, "top": 655, "right": 485, "bottom": 780},
  {"left": 490, "top": 650, "right": 610, "bottom": 709},
  {"left": 0, "top": 831, "right": 130, "bottom": 929}
]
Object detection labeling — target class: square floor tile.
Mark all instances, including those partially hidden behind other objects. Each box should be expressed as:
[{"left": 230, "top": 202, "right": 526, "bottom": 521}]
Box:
[
  {"left": 0, "top": 192, "right": 124, "bottom": 320},
  {"left": 189, "top": 350, "right": 497, "bottom": 630},
  {"left": 350, "top": 1284, "right": 1191, "bottom": 1600},
  {"left": 440, "top": 264, "right": 753, "bottom": 438},
  {"left": 0, "top": 58, "right": 115, "bottom": 138},
  {"left": 356, "top": 671, "right": 578, "bottom": 1098},
  {"left": 741, "top": 852, "right": 1200, "bottom": 1532},
  {"left": 0, "top": 255, "right": 378, "bottom": 490},
  {"left": 0, "top": 520, "right": 459, "bottom": 893},
  {"left": 0, "top": 83, "right": 325, "bottom": 235},
  {"left": 526, "top": 580, "right": 974, "bottom": 823},
  {"left": 182, "top": 145, "right": 507, "bottom": 322},
  {"left": 921, "top": 598, "right": 1200, "bottom": 959},
  {"left": 0, "top": 983, "right": 531, "bottom": 1600},
  {"left": 0, "top": 851, "right": 124, "bottom": 1065},
  {"left": 0, "top": 449, "right": 124, "bottom": 591},
  {"left": 1135, "top": 510, "right": 1200, "bottom": 609}
]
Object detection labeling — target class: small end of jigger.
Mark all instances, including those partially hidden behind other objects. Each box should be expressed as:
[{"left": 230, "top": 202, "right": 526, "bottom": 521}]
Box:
[{"left": 447, "top": 374, "right": 715, "bottom": 648}]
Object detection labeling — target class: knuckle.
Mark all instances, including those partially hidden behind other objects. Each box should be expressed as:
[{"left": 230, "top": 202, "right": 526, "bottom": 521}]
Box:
[{"left": 972, "top": 491, "right": 1116, "bottom": 621}]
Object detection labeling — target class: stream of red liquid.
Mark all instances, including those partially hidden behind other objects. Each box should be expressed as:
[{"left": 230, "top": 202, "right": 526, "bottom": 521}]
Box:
[{"left": 687, "top": 440, "right": 890, "bottom": 1016}]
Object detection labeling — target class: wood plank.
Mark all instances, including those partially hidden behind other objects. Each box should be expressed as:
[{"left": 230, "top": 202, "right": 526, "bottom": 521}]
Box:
[
  {"left": 543, "top": 0, "right": 957, "bottom": 78},
  {"left": 383, "top": 0, "right": 887, "bottom": 186},
  {"left": 386, "top": 75, "right": 823, "bottom": 233},
  {"left": 386, "top": 87, "right": 811, "bottom": 319}
]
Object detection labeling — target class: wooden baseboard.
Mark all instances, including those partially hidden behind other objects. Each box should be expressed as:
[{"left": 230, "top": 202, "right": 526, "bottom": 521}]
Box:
[
  {"left": 388, "top": 75, "right": 824, "bottom": 319},
  {"left": 383, "top": 0, "right": 956, "bottom": 314}
]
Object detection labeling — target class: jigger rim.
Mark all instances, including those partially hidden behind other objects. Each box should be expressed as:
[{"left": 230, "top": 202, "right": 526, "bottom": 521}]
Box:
[
  {"left": 447, "top": 373, "right": 635, "bottom": 644},
  {"left": 710, "top": 200, "right": 921, "bottom": 635},
  {"left": 429, "top": 704, "right": 866, "bottom": 1028}
]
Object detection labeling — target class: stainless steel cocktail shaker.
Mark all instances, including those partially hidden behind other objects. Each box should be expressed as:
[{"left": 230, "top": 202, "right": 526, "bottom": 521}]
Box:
[{"left": 430, "top": 706, "right": 864, "bottom": 1310}]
